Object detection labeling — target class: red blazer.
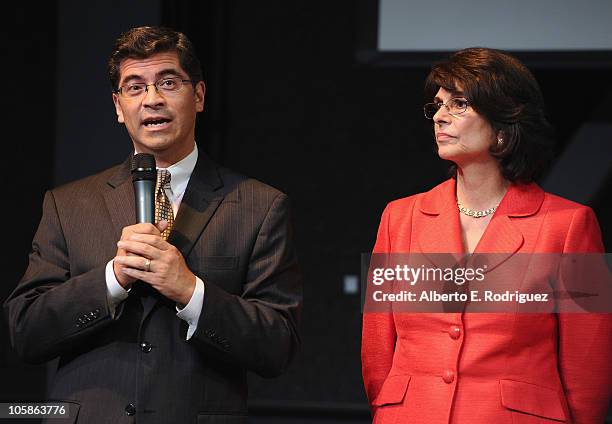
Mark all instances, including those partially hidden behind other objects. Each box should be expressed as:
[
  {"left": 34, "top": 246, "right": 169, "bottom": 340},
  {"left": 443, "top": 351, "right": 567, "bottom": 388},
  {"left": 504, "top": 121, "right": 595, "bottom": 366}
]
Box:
[{"left": 362, "top": 179, "right": 612, "bottom": 424}]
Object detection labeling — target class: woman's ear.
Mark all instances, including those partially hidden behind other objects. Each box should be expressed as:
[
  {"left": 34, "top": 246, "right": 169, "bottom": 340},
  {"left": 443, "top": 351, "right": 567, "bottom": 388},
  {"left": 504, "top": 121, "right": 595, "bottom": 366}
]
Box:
[{"left": 496, "top": 130, "right": 505, "bottom": 146}]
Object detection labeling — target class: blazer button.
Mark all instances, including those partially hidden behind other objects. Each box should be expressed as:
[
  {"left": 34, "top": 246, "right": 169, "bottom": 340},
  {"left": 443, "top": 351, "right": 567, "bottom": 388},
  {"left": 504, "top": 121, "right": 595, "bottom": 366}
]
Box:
[
  {"left": 124, "top": 403, "right": 136, "bottom": 416},
  {"left": 140, "top": 342, "right": 152, "bottom": 353},
  {"left": 449, "top": 326, "right": 462, "bottom": 340},
  {"left": 442, "top": 370, "right": 455, "bottom": 384}
]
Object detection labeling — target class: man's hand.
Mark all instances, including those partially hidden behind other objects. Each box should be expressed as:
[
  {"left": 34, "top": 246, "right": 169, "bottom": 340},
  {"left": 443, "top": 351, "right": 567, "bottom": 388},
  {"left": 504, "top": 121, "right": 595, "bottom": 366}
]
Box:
[
  {"left": 113, "top": 223, "right": 163, "bottom": 288},
  {"left": 113, "top": 221, "right": 196, "bottom": 306}
]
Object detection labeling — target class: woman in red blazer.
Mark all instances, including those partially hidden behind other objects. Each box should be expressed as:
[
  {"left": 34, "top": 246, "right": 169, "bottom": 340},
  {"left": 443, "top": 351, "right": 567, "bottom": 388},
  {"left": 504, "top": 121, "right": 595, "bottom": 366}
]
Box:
[{"left": 361, "top": 48, "right": 612, "bottom": 423}]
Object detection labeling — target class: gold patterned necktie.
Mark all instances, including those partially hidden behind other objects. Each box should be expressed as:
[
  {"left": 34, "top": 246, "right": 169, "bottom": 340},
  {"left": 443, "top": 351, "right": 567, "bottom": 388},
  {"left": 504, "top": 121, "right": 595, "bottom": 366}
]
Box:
[{"left": 155, "top": 169, "right": 174, "bottom": 239}]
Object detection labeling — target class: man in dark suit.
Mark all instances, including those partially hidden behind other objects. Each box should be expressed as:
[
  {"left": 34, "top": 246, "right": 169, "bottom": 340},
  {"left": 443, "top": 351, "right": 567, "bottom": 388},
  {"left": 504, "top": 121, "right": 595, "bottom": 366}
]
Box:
[{"left": 4, "top": 26, "right": 302, "bottom": 424}]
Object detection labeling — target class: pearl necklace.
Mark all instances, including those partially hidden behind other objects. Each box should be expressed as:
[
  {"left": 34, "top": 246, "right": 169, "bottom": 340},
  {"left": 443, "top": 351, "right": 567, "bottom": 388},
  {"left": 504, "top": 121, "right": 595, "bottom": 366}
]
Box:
[{"left": 457, "top": 200, "right": 498, "bottom": 218}]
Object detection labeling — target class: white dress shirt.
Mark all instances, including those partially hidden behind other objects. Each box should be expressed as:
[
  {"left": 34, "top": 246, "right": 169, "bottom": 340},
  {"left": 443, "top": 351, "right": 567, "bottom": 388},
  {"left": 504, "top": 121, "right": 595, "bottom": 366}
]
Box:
[{"left": 105, "top": 144, "right": 205, "bottom": 340}]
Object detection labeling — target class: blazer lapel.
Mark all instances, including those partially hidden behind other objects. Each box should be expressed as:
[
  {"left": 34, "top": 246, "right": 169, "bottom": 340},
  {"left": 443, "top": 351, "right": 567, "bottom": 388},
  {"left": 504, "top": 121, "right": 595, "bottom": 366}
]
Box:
[
  {"left": 415, "top": 180, "right": 544, "bottom": 271},
  {"left": 417, "top": 179, "right": 464, "bottom": 269},
  {"left": 141, "top": 154, "right": 226, "bottom": 321},
  {"left": 103, "top": 156, "right": 158, "bottom": 318},
  {"left": 104, "top": 157, "right": 136, "bottom": 240},
  {"left": 470, "top": 183, "right": 544, "bottom": 271},
  {"left": 168, "top": 154, "right": 225, "bottom": 258}
]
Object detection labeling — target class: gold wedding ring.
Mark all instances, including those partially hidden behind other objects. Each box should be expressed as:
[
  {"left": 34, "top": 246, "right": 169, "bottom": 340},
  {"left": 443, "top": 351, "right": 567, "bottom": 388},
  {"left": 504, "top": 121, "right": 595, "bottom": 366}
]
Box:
[{"left": 144, "top": 258, "right": 151, "bottom": 272}]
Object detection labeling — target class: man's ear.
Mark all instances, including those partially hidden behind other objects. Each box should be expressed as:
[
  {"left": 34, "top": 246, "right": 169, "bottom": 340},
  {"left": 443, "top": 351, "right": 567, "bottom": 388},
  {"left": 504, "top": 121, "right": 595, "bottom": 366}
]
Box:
[
  {"left": 112, "top": 93, "right": 125, "bottom": 124},
  {"left": 194, "top": 81, "right": 205, "bottom": 113}
]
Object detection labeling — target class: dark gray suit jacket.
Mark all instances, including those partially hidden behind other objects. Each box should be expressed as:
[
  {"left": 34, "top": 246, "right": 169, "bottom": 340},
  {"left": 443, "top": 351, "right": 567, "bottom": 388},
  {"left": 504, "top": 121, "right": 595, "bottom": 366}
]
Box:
[{"left": 4, "top": 154, "right": 302, "bottom": 424}]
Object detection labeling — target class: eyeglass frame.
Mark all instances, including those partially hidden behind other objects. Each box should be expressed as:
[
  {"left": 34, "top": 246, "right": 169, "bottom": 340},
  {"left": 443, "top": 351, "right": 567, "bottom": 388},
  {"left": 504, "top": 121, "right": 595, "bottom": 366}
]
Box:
[
  {"left": 114, "top": 76, "right": 194, "bottom": 98},
  {"left": 423, "top": 97, "right": 471, "bottom": 119}
]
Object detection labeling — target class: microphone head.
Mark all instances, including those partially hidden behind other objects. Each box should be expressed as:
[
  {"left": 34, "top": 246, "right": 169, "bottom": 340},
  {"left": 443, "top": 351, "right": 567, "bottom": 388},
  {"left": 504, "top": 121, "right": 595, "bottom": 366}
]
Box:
[{"left": 131, "top": 153, "right": 156, "bottom": 182}]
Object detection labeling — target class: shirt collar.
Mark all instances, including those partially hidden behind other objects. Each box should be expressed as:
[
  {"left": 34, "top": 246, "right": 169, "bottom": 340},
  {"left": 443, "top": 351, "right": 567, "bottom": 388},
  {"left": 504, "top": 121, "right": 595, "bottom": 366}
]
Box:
[
  {"left": 134, "top": 143, "right": 199, "bottom": 196},
  {"left": 162, "top": 143, "right": 198, "bottom": 195}
]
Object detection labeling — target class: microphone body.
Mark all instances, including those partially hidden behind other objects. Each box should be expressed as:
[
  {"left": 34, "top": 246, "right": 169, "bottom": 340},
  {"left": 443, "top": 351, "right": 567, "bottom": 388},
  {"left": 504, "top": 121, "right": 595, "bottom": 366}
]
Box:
[
  {"left": 133, "top": 180, "right": 155, "bottom": 223},
  {"left": 131, "top": 154, "right": 157, "bottom": 224}
]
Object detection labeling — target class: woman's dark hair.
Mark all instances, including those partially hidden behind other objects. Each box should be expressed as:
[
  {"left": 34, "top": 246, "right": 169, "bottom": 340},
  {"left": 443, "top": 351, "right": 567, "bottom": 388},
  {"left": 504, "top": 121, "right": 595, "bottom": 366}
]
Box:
[
  {"left": 108, "top": 26, "right": 203, "bottom": 91},
  {"left": 425, "top": 47, "right": 553, "bottom": 183}
]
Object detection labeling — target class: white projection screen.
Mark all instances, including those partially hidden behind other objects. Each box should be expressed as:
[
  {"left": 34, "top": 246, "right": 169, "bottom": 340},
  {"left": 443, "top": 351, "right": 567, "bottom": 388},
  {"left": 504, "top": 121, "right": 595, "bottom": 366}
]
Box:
[
  {"left": 361, "top": 0, "right": 612, "bottom": 66},
  {"left": 379, "top": 0, "right": 612, "bottom": 51}
]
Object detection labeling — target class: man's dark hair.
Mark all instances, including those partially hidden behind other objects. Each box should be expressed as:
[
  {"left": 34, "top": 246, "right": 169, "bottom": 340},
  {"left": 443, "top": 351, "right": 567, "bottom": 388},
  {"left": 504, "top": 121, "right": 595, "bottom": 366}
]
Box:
[
  {"left": 108, "top": 26, "right": 203, "bottom": 91},
  {"left": 425, "top": 47, "right": 553, "bottom": 183}
]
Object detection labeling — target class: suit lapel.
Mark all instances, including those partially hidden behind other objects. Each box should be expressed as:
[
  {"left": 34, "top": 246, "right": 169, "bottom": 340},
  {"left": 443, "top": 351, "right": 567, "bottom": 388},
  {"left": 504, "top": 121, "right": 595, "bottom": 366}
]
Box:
[
  {"left": 103, "top": 156, "right": 158, "bottom": 318},
  {"left": 469, "top": 183, "right": 544, "bottom": 271},
  {"left": 141, "top": 154, "right": 226, "bottom": 321},
  {"left": 415, "top": 179, "right": 544, "bottom": 272},
  {"left": 168, "top": 154, "right": 225, "bottom": 258},
  {"left": 104, "top": 157, "right": 136, "bottom": 240},
  {"left": 417, "top": 179, "right": 464, "bottom": 268},
  {"left": 414, "top": 179, "right": 543, "bottom": 316}
]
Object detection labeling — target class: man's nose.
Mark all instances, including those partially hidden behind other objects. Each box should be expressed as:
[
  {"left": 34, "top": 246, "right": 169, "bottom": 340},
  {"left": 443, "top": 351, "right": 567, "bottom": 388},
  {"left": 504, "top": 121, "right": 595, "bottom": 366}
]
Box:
[{"left": 142, "top": 84, "right": 165, "bottom": 106}]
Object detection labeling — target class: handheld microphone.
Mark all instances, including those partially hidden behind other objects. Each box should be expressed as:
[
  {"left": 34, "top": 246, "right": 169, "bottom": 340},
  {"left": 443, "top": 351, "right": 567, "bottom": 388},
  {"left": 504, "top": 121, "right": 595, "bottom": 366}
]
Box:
[{"left": 131, "top": 153, "right": 156, "bottom": 223}]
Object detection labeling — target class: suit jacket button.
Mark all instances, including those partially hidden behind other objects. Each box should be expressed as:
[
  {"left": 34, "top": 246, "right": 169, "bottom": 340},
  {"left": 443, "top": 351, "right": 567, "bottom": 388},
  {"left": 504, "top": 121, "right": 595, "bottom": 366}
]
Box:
[
  {"left": 140, "top": 342, "right": 152, "bottom": 353},
  {"left": 125, "top": 403, "right": 136, "bottom": 416},
  {"left": 442, "top": 370, "right": 455, "bottom": 384},
  {"left": 449, "top": 326, "right": 462, "bottom": 339}
]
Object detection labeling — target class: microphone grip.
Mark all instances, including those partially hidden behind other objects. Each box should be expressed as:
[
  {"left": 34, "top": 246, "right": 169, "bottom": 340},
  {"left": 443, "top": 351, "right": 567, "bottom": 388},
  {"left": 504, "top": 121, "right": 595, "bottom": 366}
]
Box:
[{"left": 133, "top": 180, "right": 155, "bottom": 223}]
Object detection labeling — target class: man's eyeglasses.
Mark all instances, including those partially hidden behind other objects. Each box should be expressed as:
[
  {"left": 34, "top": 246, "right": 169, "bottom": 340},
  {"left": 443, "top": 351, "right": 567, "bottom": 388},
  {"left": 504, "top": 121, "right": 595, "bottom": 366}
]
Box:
[
  {"left": 115, "top": 77, "right": 193, "bottom": 98},
  {"left": 423, "top": 98, "right": 470, "bottom": 119}
]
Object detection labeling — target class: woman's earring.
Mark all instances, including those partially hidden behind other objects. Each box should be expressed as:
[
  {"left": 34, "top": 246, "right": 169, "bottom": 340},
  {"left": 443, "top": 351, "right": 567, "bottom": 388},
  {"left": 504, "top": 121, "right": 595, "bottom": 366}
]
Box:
[{"left": 497, "top": 136, "right": 504, "bottom": 146}]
